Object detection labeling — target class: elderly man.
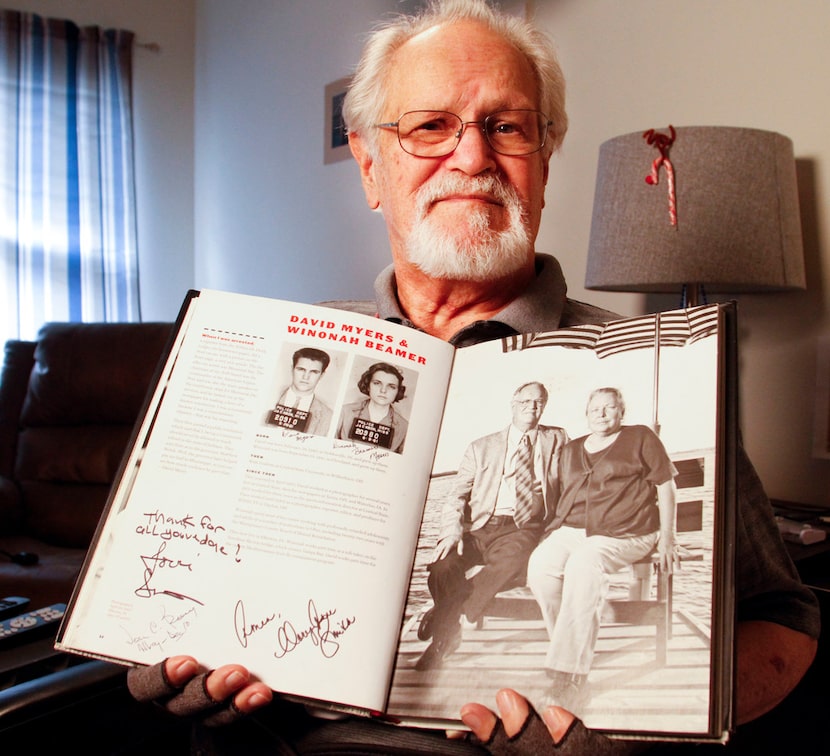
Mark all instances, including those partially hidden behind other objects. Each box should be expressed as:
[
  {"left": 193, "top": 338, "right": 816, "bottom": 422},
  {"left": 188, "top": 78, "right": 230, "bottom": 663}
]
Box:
[
  {"left": 416, "top": 381, "right": 567, "bottom": 670},
  {"left": 128, "top": 1, "right": 819, "bottom": 753}
]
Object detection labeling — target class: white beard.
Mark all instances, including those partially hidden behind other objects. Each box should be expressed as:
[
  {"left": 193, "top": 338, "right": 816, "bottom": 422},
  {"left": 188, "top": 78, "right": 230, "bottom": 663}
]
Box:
[{"left": 404, "top": 174, "right": 532, "bottom": 281}]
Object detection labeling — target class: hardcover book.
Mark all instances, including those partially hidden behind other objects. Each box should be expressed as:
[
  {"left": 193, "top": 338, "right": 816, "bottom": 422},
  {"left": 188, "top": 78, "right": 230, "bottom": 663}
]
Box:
[{"left": 56, "top": 290, "right": 736, "bottom": 743}]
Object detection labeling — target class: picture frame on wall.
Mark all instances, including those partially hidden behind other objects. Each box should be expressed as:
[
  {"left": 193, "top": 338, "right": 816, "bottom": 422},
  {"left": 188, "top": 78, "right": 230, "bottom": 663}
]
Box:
[{"left": 324, "top": 76, "right": 351, "bottom": 164}]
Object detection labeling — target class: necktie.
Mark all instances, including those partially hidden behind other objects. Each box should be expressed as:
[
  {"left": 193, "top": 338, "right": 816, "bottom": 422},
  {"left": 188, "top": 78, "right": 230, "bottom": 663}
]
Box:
[{"left": 513, "top": 433, "right": 536, "bottom": 527}]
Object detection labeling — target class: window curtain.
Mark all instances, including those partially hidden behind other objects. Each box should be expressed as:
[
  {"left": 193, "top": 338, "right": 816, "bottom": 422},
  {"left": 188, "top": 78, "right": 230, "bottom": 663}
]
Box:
[{"left": 0, "top": 10, "right": 140, "bottom": 342}]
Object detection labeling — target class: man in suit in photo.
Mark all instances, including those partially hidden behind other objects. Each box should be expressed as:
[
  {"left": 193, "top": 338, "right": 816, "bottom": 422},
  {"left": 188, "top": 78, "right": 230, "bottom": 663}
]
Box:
[
  {"left": 269, "top": 347, "right": 334, "bottom": 437},
  {"left": 415, "top": 380, "right": 568, "bottom": 670}
]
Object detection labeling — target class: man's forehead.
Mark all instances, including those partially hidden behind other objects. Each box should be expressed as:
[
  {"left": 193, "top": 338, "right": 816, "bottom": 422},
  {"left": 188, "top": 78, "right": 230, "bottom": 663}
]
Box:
[{"left": 384, "top": 20, "right": 538, "bottom": 114}]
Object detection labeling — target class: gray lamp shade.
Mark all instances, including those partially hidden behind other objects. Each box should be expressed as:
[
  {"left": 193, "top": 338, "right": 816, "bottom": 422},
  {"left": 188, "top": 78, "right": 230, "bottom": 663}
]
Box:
[{"left": 585, "top": 126, "right": 806, "bottom": 293}]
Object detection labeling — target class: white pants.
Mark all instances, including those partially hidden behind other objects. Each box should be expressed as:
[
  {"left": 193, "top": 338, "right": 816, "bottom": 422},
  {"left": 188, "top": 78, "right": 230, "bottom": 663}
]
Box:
[{"left": 526, "top": 526, "right": 658, "bottom": 675}]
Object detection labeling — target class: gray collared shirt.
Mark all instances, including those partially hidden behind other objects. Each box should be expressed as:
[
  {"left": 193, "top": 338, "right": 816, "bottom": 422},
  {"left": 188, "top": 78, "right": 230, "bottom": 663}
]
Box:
[{"left": 372, "top": 253, "right": 616, "bottom": 346}]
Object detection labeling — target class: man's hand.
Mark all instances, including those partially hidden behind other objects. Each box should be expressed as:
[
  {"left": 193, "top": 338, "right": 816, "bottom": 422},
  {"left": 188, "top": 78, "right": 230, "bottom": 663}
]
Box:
[
  {"left": 460, "top": 688, "right": 642, "bottom": 754},
  {"left": 432, "top": 535, "right": 462, "bottom": 562},
  {"left": 127, "top": 655, "right": 272, "bottom": 726}
]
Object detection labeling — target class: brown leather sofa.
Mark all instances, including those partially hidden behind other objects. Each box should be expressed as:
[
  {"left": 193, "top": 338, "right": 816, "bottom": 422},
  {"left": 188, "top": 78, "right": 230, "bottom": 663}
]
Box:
[{"left": 0, "top": 321, "right": 173, "bottom": 609}]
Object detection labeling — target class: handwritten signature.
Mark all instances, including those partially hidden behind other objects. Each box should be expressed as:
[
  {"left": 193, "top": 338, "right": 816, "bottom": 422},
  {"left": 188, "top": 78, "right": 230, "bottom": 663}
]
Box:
[
  {"left": 280, "top": 429, "right": 315, "bottom": 444},
  {"left": 332, "top": 440, "right": 390, "bottom": 461},
  {"left": 275, "top": 599, "right": 355, "bottom": 659},
  {"left": 135, "top": 541, "right": 203, "bottom": 604},
  {"left": 121, "top": 604, "right": 197, "bottom": 653},
  {"left": 233, "top": 599, "right": 355, "bottom": 659},
  {"left": 234, "top": 599, "right": 276, "bottom": 648}
]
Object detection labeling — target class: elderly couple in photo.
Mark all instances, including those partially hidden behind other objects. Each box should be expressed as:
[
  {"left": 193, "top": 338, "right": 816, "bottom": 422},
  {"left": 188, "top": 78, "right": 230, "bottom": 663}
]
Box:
[{"left": 417, "top": 382, "right": 677, "bottom": 716}]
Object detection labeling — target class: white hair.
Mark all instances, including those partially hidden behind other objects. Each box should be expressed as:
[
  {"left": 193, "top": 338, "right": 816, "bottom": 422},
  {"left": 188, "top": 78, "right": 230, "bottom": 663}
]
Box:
[{"left": 342, "top": 0, "right": 568, "bottom": 158}]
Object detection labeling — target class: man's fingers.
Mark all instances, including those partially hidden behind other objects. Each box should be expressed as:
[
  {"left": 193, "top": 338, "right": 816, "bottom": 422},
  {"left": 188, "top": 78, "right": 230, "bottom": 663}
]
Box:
[
  {"left": 459, "top": 689, "right": 534, "bottom": 742},
  {"left": 541, "top": 705, "right": 576, "bottom": 743},
  {"left": 494, "top": 688, "right": 531, "bottom": 736},
  {"left": 128, "top": 657, "right": 271, "bottom": 727},
  {"left": 165, "top": 655, "right": 200, "bottom": 686},
  {"left": 128, "top": 658, "right": 182, "bottom": 702},
  {"left": 165, "top": 672, "right": 218, "bottom": 716},
  {"left": 465, "top": 691, "right": 560, "bottom": 755},
  {"left": 461, "top": 692, "right": 636, "bottom": 754},
  {"left": 204, "top": 664, "right": 272, "bottom": 717},
  {"left": 460, "top": 702, "right": 498, "bottom": 741},
  {"left": 230, "top": 680, "right": 273, "bottom": 714},
  {"left": 203, "top": 664, "right": 251, "bottom": 703}
]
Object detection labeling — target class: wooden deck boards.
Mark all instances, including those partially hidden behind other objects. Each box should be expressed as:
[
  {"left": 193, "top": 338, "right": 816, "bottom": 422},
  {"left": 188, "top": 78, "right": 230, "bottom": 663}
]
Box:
[{"left": 387, "top": 609, "right": 714, "bottom": 737}]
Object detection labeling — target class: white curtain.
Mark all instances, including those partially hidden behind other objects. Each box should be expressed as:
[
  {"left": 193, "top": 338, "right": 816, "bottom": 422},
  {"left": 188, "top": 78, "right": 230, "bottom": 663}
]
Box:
[{"left": 0, "top": 10, "right": 140, "bottom": 342}]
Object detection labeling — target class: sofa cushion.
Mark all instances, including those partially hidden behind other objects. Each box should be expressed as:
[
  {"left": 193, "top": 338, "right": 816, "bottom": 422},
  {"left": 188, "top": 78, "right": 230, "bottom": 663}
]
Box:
[
  {"left": 16, "top": 426, "right": 135, "bottom": 547},
  {"left": 16, "top": 426, "right": 134, "bottom": 485},
  {"left": 14, "top": 322, "right": 173, "bottom": 547},
  {"left": 21, "top": 322, "right": 173, "bottom": 426},
  {"left": 21, "top": 481, "right": 114, "bottom": 548}
]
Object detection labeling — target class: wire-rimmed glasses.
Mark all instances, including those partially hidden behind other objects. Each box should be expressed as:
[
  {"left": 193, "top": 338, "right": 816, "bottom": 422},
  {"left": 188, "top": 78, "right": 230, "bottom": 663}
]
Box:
[{"left": 376, "top": 109, "right": 552, "bottom": 157}]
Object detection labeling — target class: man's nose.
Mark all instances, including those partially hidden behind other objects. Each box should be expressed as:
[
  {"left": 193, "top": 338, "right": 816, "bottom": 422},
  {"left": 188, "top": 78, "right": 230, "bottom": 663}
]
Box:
[{"left": 447, "top": 121, "right": 497, "bottom": 172}]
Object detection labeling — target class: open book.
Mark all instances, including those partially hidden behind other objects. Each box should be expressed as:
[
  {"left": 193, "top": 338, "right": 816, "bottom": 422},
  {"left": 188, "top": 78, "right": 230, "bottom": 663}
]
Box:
[{"left": 56, "top": 290, "right": 736, "bottom": 743}]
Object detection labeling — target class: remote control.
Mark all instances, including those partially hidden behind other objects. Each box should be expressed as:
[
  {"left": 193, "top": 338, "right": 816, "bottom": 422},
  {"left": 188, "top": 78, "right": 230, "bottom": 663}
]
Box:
[
  {"left": 0, "top": 603, "right": 66, "bottom": 648},
  {"left": 0, "top": 596, "right": 30, "bottom": 620}
]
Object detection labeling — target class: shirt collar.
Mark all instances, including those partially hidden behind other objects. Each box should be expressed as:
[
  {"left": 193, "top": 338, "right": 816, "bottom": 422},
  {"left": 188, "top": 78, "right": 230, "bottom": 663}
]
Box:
[
  {"left": 373, "top": 253, "right": 568, "bottom": 345},
  {"left": 508, "top": 424, "right": 538, "bottom": 446}
]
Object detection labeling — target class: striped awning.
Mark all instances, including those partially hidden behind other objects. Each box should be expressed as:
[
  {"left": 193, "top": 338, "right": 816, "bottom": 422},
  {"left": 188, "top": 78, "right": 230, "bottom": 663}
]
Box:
[{"left": 502, "top": 304, "right": 720, "bottom": 357}]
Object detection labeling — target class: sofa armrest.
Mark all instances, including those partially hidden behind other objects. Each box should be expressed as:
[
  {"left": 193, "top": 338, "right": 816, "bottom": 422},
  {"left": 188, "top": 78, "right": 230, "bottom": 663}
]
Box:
[
  {"left": 0, "top": 659, "right": 191, "bottom": 749},
  {"left": 0, "top": 660, "right": 125, "bottom": 729}
]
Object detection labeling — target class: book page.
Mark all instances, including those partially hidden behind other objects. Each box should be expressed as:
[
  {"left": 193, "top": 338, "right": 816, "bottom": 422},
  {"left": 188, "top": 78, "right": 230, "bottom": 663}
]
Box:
[
  {"left": 57, "top": 290, "right": 454, "bottom": 712},
  {"left": 386, "top": 305, "right": 733, "bottom": 740}
]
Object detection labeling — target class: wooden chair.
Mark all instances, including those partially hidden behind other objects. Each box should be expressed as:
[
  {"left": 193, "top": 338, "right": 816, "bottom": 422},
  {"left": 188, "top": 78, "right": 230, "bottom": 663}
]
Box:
[
  {"left": 603, "top": 498, "right": 703, "bottom": 664},
  {"left": 478, "top": 457, "right": 706, "bottom": 666}
]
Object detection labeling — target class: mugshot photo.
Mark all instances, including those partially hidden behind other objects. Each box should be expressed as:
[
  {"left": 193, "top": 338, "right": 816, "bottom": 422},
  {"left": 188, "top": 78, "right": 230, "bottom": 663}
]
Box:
[
  {"left": 267, "top": 344, "right": 344, "bottom": 437},
  {"left": 335, "top": 357, "right": 417, "bottom": 454}
]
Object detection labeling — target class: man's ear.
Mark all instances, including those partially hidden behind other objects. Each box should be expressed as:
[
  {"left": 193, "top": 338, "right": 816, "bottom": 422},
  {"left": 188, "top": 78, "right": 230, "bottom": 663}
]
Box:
[{"left": 349, "top": 132, "right": 381, "bottom": 210}]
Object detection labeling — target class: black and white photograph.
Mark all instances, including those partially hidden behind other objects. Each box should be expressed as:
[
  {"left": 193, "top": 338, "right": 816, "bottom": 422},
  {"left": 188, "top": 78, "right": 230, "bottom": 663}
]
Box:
[
  {"left": 335, "top": 357, "right": 417, "bottom": 454},
  {"left": 266, "top": 343, "right": 344, "bottom": 437},
  {"left": 388, "top": 309, "right": 728, "bottom": 736}
]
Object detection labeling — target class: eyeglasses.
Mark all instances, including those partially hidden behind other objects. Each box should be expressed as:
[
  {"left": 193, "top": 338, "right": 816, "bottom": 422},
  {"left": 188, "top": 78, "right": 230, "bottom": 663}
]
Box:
[
  {"left": 375, "top": 110, "right": 552, "bottom": 158},
  {"left": 514, "top": 399, "right": 545, "bottom": 408}
]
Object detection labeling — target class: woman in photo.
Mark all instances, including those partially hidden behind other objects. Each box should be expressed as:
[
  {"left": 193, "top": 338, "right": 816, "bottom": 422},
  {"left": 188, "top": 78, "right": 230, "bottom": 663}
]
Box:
[
  {"left": 526, "top": 386, "right": 677, "bottom": 712},
  {"left": 337, "top": 362, "right": 408, "bottom": 453}
]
